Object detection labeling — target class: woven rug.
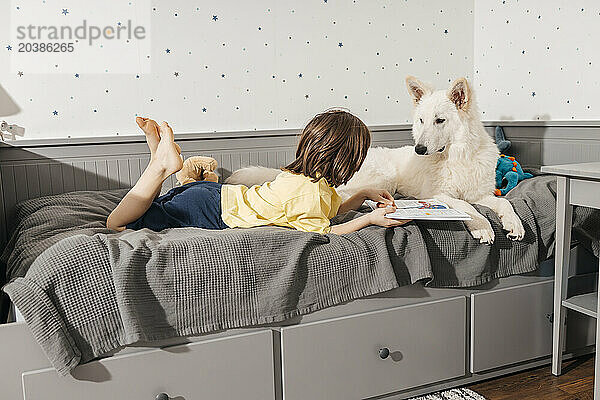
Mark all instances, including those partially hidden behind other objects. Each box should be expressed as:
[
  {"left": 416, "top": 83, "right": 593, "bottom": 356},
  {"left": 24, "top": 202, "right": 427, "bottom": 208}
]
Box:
[{"left": 408, "top": 388, "right": 487, "bottom": 400}]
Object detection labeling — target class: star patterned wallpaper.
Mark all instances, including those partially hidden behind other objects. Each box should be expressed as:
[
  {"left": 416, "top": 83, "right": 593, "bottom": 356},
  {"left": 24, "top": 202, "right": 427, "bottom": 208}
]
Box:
[
  {"left": 474, "top": 0, "right": 600, "bottom": 121},
  {"left": 0, "top": 0, "right": 474, "bottom": 139}
]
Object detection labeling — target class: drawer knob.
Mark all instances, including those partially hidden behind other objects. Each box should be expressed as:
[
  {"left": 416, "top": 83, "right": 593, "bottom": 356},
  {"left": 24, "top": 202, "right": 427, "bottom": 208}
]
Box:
[
  {"left": 379, "top": 347, "right": 390, "bottom": 359},
  {"left": 155, "top": 393, "right": 170, "bottom": 400}
]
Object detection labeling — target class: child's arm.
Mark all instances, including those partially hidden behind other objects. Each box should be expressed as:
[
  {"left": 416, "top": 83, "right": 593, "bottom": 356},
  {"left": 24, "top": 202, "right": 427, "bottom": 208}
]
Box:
[
  {"left": 330, "top": 206, "right": 410, "bottom": 235},
  {"left": 337, "top": 188, "right": 395, "bottom": 215}
]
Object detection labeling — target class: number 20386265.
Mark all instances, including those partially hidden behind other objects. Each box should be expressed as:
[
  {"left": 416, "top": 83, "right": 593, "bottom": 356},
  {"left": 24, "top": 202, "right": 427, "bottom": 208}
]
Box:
[{"left": 18, "top": 42, "right": 75, "bottom": 52}]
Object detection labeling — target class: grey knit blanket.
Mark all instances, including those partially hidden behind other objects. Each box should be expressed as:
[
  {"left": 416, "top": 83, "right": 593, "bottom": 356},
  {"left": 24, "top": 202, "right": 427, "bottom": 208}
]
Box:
[{"left": 2, "top": 176, "right": 598, "bottom": 375}]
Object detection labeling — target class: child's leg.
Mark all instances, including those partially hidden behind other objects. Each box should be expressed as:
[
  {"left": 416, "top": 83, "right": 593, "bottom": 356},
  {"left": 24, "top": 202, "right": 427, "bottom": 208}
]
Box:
[
  {"left": 136, "top": 116, "right": 163, "bottom": 199},
  {"left": 107, "top": 121, "right": 183, "bottom": 231}
]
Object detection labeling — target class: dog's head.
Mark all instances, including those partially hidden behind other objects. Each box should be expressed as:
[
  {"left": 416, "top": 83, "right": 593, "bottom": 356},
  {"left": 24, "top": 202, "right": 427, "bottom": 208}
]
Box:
[{"left": 406, "top": 76, "right": 473, "bottom": 156}]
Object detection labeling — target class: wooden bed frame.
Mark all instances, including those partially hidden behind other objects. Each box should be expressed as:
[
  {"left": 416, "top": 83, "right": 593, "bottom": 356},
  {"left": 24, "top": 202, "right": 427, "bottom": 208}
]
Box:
[{"left": 1, "top": 121, "right": 599, "bottom": 400}]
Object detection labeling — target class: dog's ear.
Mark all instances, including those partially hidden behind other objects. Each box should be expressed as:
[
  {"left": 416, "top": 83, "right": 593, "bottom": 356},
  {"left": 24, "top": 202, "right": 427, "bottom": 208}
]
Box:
[
  {"left": 405, "top": 76, "right": 432, "bottom": 104},
  {"left": 448, "top": 78, "right": 471, "bottom": 110}
]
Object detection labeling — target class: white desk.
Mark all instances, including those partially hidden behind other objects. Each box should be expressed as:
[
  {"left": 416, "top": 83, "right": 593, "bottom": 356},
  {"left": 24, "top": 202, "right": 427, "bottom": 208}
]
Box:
[{"left": 542, "top": 162, "right": 600, "bottom": 399}]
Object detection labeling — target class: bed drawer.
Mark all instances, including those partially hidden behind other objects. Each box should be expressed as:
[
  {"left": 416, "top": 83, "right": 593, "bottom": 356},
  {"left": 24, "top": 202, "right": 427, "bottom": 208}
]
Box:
[
  {"left": 0, "top": 322, "right": 51, "bottom": 400},
  {"left": 22, "top": 330, "right": 275, "bottom": 400},
  {"left": 470, "top": 276, "right": 596, "bottom": 373},
  {"left": 281, "top": 296, "right": 466, "bottom": 400}
]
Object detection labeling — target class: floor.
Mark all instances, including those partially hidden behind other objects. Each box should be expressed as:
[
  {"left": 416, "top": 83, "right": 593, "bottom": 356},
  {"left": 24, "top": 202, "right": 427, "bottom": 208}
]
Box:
[{"left": 468, "top": 355, "right": 595, "bottom": 400}]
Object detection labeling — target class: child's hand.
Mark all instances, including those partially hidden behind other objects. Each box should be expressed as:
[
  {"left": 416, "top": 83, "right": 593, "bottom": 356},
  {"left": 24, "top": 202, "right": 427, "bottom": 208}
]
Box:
[
  {"left": 361, "top": 188, "right": 395, "bottom": 207},
  {"left": 368, "top": 206, "right": 411, "bottom": 228}
]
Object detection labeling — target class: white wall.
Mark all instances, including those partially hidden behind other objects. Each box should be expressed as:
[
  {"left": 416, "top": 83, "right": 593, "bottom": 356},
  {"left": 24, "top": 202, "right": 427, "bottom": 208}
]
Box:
[
  {"left": 473, "top": 1, "right": 600, "bottom": 121},
  {"left": 3, "top": 1, "right": 600, "bottom": 140},
  {"left": 0, "top": 0, "right": 474, "bottom": 139}
]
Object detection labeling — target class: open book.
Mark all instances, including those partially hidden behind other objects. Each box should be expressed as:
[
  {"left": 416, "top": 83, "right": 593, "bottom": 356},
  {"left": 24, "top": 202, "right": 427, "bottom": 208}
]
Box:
[{"left": 365, "top": 199, "right": 472, "bottom": 221}]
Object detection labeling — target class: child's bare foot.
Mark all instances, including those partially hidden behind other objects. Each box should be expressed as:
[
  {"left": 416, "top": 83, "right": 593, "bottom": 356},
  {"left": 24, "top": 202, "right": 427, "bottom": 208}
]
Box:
[
  {"left": 151, "top": 121, "right": 183, "bottom": 177},
  {"left": 136, "top": 117, "right": 160, "bottom": 156}
]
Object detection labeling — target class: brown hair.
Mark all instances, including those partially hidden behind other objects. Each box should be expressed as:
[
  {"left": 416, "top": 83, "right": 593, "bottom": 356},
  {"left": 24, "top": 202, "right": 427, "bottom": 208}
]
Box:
[{"left": 284, "top": 109, "right": 371, "bottom": 187}]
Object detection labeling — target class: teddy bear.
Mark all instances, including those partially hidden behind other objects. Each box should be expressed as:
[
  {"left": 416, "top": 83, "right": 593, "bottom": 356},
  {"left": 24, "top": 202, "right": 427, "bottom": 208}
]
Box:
[
  {"left": 494, "top": 154, "right": 533, "bottom": 196},
  {"left": 175, "top": 156, "right": 220, "bottom": 185}
]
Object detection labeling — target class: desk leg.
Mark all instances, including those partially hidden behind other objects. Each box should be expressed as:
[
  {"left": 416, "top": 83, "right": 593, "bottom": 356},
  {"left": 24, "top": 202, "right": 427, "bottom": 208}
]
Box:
[{"left": 552, "top": 176, "right": 573, "bottom": 376}]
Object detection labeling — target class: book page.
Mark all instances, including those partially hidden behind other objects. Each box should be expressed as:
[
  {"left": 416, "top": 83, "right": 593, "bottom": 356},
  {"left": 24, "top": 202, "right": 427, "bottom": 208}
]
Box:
[
  {"left": 364, "top": 198, "right": 471, "bottom": 220},
  {"left": 385, "top": 208, "right": 472, "bottom": 221},
  {"left": 365, "top": 199, "right": 450, "bottom": 210},
  {"left": 393, "top": 199, "right": 450, "bottom": 209}
]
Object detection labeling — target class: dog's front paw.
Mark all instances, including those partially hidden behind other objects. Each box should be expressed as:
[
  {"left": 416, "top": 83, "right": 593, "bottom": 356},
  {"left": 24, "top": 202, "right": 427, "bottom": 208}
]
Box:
[
  {"left": 466, "top": 219, "right": 495, "bottom": 245},
  {"left": 501, "top": 213, "right": 525, "bottom": 241}
]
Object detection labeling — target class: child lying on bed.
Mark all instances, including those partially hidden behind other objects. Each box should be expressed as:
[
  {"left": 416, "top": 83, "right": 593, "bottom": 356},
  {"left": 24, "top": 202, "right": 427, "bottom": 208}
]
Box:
[{"left": 106, "top": 110, "right": 410, "bottom": 234}]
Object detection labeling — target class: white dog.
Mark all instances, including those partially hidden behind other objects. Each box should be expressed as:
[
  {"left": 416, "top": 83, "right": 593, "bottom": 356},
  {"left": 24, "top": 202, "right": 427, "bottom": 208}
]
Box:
[{"left": 226, "top": 77, "right": 525, "bottom": 244}]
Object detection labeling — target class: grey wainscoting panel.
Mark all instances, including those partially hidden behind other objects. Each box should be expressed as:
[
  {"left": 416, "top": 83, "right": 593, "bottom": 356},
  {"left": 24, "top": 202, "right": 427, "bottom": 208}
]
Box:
[
  {"left": 0, "top": 158, "right": 151, "bottom": 236},
  {"left": 0, "top": 128, "right": 412, "bottom": 248},
  {"left": 485, "top": 125, "right": 600, "bottom": 168},
  {"left": 1, "top": 123, "right": 599, "bottom": 248}
]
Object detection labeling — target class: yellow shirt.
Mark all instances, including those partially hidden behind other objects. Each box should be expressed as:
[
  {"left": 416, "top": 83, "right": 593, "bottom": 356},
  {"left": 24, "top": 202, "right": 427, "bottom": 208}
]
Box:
[{"left": 221, "top": 171, "right": 342, "bottom": 234}]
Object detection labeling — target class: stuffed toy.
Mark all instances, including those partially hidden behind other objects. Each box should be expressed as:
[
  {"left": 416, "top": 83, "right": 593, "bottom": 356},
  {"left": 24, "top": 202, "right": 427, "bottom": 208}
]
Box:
[
  {"left": 493, "top": 126, "right": 532, "bottom": 196},
  {"left": 175, "top": 156, "right": 219, "bottom": 185},
  {"left": 495, "top": 155, "right": 533, "bottom": 196},
  {"left": 494, "top": 126, "right": 512, "bottom": 153}
]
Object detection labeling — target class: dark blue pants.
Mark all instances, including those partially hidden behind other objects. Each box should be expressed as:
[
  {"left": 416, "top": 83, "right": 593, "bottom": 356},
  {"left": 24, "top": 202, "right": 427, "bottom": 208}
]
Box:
[{"left": 127, "top": 181, "right": 229, "bottom": 231}]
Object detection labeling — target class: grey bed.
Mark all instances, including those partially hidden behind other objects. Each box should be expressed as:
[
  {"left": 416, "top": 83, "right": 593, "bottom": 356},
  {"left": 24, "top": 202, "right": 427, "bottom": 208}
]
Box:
[
  {"left": 0, "top": 123, "right": 599, "bottom": 400},
  {"left": 2, "top": 174, "right": 599, "bottom": 375}
]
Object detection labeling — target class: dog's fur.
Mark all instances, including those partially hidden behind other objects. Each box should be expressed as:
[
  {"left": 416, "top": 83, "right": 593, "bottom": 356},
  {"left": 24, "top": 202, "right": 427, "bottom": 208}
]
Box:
[{"left": 226, "top": 77, "right": 526, "bottom": 244}]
